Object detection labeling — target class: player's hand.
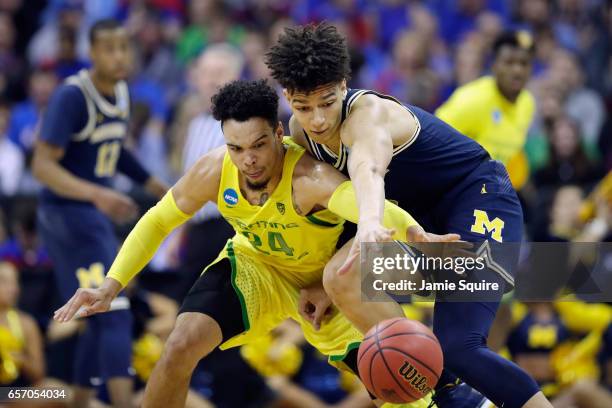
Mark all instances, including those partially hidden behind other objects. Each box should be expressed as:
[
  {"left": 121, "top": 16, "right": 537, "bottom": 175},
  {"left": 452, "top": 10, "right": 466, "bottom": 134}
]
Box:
[
  {"left": 298, "top": 282, "right": 333, "bottom": 331},
  {"left": 54, "top": 278, "right": 121, "bottom": 322},
  {"left": 144, "top": 176, "right": 169, "bottom": 199},
  {"left": 406, "top": 225, "right": 474, "bottom": 259},
  {"left": 92, "top": 187, "right": 138, "bottom": 224},
  {"left": 338, "top": 221, "right": 394, "bottom": 276}
]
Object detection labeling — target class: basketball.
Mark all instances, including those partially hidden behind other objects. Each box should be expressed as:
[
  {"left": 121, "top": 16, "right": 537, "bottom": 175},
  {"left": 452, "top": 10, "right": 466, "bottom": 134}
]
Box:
[{"left": 357, "top": 318, "right": 443, "bottom": 403}]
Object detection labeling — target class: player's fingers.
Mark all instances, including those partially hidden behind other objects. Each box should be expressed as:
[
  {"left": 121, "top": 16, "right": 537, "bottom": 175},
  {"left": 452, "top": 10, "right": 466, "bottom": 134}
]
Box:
[
  {"left": 54, "top": 292, "right": 80, "bottom": 322},
  {"left": 312, "top": 298, "right": 332, "bottom": 331},
  {"left": 406, "top": 225, "right": 427, "bottom": 242},
  {"left": 298, "top": 296, "right": 313, "bottom": 323},
  {"left": 312, "top": 308, "right": 325, "bottom": 331},
  {"left": 381, "top": 228, "right": 395, "bottom": 241},
  {"left": 61, "top": 291, "right": 92, "bottom": 322},
  {"left": 76, "top": 296, "right": 110, "bottom": 318},
  {"left": 433, "top": 233, "right": 461, "bottom": 242}
]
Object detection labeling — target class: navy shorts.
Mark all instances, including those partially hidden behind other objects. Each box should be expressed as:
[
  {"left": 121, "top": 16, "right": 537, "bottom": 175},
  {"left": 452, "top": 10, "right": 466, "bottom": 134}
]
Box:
[
  {"left": 37, "top": 202, "right": 119, "bottom": 301},
  {"left": 38, "top": 202, "right": 133, "bottom": 385},
  {"left": 420, "top": 159, "right": 523, "bottom": 294}
]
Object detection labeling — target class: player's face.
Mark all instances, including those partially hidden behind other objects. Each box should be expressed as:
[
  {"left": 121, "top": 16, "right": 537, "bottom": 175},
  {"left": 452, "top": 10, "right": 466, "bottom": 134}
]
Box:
[
  {"left": 224, "top": 117, "right": 284, "bottom": 190},
  {"left": 493, "top": 46, "right": 532, "bottom": 98},
  {"left": 285, "top": 81, "right": 347, "bottom": 145},
  {"left": 90, "top": 28, "right": 132, "bottom": 82},
  {"left": 0, "top": 265, "right": 19, "bottom": 307}
]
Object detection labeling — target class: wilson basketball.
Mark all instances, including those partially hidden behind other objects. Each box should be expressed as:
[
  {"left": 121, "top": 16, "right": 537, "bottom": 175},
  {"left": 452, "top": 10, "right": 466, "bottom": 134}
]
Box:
[{"left": 357, "top": 318, "right": 443, "bottom": 403}]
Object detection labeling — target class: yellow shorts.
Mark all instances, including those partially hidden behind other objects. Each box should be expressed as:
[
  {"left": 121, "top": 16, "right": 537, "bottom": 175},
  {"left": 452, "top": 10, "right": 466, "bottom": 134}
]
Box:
[{"left": 181, "top": 241, "right": 362, "bottom": 366}]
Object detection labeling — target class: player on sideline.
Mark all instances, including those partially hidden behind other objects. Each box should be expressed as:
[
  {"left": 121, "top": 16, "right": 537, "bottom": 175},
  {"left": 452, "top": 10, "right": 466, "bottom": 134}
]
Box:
[
  {"left": 265, "top": 23, "right": 552, "bottom": 408},
  {"left": 32, "top": 19, "right": 167, "bottom": 408},
  {"left": 53, "top": 80, "right": 457, "bottom": 408}
]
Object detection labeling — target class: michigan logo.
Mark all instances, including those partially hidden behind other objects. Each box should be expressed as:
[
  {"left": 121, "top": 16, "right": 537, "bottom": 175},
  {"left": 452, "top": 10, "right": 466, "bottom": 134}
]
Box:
[
  {"left": 76, "top": 263, "right": 105, "bottom": 289},
  {"left": 470, "top": 210, "right": 504, "bottom": 242},
  {"left": 223, "top": 188, "right": 239, "bottom": 206},
  {"left": 398, "top": 361, "right": 432, "bottom": 394},
  {"left": 276, "top": 202, "right": 285, "bottom": 215}
]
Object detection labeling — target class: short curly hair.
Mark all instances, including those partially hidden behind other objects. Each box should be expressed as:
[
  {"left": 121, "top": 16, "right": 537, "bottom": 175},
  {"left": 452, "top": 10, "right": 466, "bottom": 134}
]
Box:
[
  {"left": 265, "top": 22, "right": 350, "bottom": 93},
  {"left": 211, "top": 79, "right": 279, "bottom": 128}
]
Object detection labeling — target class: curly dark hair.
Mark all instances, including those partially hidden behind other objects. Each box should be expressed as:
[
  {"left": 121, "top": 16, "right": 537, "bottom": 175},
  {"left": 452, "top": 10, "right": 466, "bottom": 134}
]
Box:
[
  {"left": 211, "top": 79, "right": 279, "bottom": 128},
  {"left": 265, "top": 22, "right": 350, "bottom": 93},
  {"left": 493, "top": 30, "right": 535, "bottom": 58}
]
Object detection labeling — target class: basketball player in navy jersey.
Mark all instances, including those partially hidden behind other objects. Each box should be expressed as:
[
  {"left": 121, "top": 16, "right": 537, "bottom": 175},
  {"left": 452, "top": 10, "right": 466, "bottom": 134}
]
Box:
[
  {"left": 266, "top": 23, "right": 551, "bottom": 408},
  {"left": 32, "top": 19, "right": 167, "bottom": 408}
]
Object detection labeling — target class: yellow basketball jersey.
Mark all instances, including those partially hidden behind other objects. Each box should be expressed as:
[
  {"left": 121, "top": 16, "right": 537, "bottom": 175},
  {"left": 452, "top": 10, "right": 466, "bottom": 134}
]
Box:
[{"left": 217, "top": 139, "right": 345, "bottom": 286}]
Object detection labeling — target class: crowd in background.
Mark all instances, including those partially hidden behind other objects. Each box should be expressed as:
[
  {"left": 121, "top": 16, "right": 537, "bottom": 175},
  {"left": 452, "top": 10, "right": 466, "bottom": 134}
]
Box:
[{"left": 1, "top": 0, "right": 612, "bottom": 407}]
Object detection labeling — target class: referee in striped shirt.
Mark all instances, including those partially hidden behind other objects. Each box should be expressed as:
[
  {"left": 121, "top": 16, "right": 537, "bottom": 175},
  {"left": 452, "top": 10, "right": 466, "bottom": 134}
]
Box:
[{"left": 178, "top": 44, "right": 245, "bottom": 297}]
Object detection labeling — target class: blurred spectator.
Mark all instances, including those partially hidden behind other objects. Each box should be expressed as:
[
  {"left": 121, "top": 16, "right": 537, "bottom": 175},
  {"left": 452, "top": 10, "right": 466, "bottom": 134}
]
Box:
[
  {"left": 582, "top": 0, "right": 612, "bottom": 96},
  {"left": 434, "top": 0, "right": 509, "bottom": 46},
  {"left": 128, "top": 6, "right": 184, "bottom": 110},
  {"left": 506, "top": 302, "right": 570, "bottom": 398},
  {"left": 7, "top": 65, "right": 58, "bottom": 155},
  {"left": 0, "top": 99, "right": 23, "bottom": 196},
  {"left": 0, "top": 261, "right": 45, "bottom": 387},
  {"left": 175, "top": 43, "right": 241, "bottom": 298},
  {"left": 240, "top": 29, "right": 270, "bottom": 80},
  {"left": 27, "top": 0, "right": 88, "bottom": 67},
  {"left": 374, "top": 30, "right": 441, "bottom": 106},
  {"left": 448, "top": 32, "right": 486, "bottom": 93},
  {"left": 126, "top": 102, "right": 172, "bottom": 184},
  {"left": 0, "top": 11, "right": 26, "bottom": 102},
  {"left": 0, "top": 198, "right": 52, "bottom": 272},
  {"left": 533, "top": 116, "right": 604, "bottom": 189},
  {"left": 547, "top": 48, "right": 605, "bottom": 145},
  {"left": 54, "top": 25, "right": 88, "bottom": 79},
  {"left": 176, "top": 0, "right": 245, "bottom": 64},
  {"left": 514, "top": 0, "right": 552, "bottom": 31}
]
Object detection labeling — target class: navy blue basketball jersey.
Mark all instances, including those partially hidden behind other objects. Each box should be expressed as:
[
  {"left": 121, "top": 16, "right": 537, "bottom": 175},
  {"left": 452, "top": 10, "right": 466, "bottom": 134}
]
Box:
[
  {"left": 39, "top": 69, "right": 129, "bottom": 204},
  {"left": 302, "top": 89, "right": 490, "bottom": 215}
]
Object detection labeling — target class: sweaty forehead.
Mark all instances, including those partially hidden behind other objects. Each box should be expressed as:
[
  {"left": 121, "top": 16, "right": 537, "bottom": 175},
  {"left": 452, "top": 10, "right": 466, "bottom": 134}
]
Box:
[
  {"left": 497, "top": 45, "right": 532, "bottom": 61},
  {"left": 223, "top": 118, "right": 273, "bottom": 146},
  {"left": 291, "top": 84, "right": 340, "bottom": 101},
  {"left": 93, "top": 28, "right": 128, "bottom": 44}
]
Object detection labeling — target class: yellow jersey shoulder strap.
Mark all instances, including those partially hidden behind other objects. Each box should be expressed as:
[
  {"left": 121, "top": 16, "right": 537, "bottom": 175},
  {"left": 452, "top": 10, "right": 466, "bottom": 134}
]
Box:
[{"left": 276, "top": 138, "right": 305, "bottom": 194}]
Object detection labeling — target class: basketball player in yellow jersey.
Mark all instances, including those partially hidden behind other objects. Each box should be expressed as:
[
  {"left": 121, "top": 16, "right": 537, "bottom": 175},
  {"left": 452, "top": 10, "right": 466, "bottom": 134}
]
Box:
[
  {"left": 54, "top": 80, "right": 456, "bottom": 408},
  {"left": 436, "top": 30, "right": 535, "bottom": 189}
]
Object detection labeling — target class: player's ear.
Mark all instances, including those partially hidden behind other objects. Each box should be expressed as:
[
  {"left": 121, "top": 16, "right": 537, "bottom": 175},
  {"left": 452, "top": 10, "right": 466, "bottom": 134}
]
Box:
[
  {"left": 275, "top": 121, "right": 284, "bottom": 141},
  {"left": 340, "top": 80, "right": 347, "bottom": 98},
  {"left": 282, "top": 88, "right": 292, "bottom": 104}
]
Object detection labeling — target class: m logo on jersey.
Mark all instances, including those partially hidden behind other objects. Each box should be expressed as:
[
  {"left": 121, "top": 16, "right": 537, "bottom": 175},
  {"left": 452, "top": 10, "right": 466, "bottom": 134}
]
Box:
[
  {"left": 223, "top": 188, "right": 239, "bottom": 206},
  {"left": 470, "top": 209, "right": 504, "bottom": 242},
  {"left": 276, "top": 202, "right": 285, "bottom": 215}
]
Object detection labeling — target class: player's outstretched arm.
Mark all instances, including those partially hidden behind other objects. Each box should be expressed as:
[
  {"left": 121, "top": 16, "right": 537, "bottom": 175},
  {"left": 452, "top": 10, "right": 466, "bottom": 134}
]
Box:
[
  {"left": 341, "top": 98, "right": 394, "bottom": 243},
  {"left": 294, "top": 153, "right": 420, "bottom": 241},
  {"left": 54, "top": 147, "right": 225, "bottom": 322}
]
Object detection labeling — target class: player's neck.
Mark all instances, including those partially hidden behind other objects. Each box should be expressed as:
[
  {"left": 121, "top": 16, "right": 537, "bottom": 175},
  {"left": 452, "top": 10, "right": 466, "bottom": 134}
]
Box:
[
  {"left": 89, "top": 69, "right": 116, "bottom": 97},
  {"left": 495, "top": 80, "right": 519, "bottom": 103}
]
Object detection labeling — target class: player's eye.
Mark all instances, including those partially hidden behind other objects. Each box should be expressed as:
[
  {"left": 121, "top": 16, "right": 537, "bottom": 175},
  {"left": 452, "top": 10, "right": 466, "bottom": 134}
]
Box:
[
  {"left": 254, "top": 142, "right": 265, "bottom": 149},
  {"left": 323, "top": 100, "right": 336, "bottom": 107},
  {"left": 296, "top": 106, "right": 310, "bottom": 112}
]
